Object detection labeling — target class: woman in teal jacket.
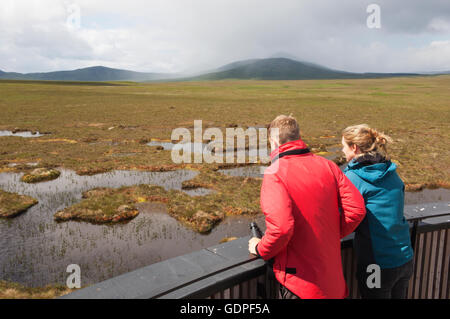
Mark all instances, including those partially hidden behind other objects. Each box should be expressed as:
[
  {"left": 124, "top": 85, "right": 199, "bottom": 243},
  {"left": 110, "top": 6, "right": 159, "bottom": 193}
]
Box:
[{"left": 341, "top": 124, "right": 414, "bottom": 299}]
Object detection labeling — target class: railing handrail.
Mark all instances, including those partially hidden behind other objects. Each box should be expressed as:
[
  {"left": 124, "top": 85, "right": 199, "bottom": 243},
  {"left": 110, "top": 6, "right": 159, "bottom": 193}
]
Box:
[{"left": 403, "top": 201, "right": 450, "bottom": 222}]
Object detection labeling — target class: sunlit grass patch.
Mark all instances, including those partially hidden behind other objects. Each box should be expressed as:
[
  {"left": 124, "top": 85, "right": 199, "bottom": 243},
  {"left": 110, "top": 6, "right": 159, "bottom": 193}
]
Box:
[
  {"left": 0, "top": 280, "right": 72, "bottom": 299},
  {"left": 54, "top": 187, "right": 144, "bottom": 224},
  {"left": 20, "top": 168, "right": 61, "bottom": 183}
]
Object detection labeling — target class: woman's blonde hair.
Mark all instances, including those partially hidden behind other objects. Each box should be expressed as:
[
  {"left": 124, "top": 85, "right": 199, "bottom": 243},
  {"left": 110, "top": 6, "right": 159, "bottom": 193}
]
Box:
[{"left": 342, "top": 124, "right": 393, "bottom": 160}]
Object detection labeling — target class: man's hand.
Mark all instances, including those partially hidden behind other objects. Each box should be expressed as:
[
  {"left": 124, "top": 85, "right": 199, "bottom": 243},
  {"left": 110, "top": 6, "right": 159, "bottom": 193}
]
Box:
[{"left": 248, "top": 237, "right": 261, "bottom": 255}]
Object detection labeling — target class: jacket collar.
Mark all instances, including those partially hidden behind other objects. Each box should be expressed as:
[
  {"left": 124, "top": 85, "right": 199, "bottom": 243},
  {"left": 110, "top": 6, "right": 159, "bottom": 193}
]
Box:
[
  {"left": 347, "top": 153, "right": 388, "bottom": 170},
  {"left": 270, "top": 139, "right": 309, "bottom": 161}
]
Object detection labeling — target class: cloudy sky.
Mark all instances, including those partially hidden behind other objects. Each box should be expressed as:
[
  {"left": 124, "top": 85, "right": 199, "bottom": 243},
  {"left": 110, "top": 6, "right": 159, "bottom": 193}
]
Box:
[{"left": 1, "top": 0, "right": 449, "bottom": 74}]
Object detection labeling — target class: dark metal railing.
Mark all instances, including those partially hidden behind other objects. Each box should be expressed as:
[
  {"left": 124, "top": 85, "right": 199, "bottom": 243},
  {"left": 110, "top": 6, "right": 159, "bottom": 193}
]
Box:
[{"left": 62, "top": 202, "right": 449, "bottom": 299}]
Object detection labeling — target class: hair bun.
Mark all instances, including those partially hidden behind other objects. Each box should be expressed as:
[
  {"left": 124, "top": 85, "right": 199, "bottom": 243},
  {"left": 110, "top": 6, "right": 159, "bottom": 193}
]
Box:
[
  {"left": 375, "top": 131, "right": 392, "bottom": 146},
  {"left": 368, "top": 128, "right": 378, "bottom": 141},
  {"left": 376, "top": 135, "right": 387, "bottom": 145}
]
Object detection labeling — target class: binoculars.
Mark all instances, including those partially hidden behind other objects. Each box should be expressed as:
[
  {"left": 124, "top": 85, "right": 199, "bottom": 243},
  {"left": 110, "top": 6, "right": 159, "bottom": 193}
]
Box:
[{"left": 250, "top": 222, "right": 263, "bottom": 239}]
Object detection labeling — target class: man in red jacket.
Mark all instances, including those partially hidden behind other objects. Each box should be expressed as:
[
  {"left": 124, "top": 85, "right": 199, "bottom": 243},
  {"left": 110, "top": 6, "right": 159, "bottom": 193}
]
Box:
[{"left": 248, "top": 115, "right": 366, "bottom": 299}]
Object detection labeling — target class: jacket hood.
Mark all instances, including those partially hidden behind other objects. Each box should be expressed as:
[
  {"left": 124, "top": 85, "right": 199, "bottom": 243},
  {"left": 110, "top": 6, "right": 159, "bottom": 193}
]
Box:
[
  {"left": 270, "top": 139, "right": 309, "bottom": 161},
  {"left": 345, "top": 159, "right": 397, "bottom": 183}
]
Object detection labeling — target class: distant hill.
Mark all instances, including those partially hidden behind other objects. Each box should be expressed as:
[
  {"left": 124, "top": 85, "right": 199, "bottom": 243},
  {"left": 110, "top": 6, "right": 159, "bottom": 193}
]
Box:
[
  {"left": 187, "top": 58, "right": 420, "bottom": 81},
  {"left": 214, "top": 59, "right": 261, "bottom": 72},
  {"left": 2, "top": 58, "right": 446, "bottom": 82},
  {"left": 0, "top": 66, "right": 170, "bottom": 82},
  {"left": 423, "top": 70, "right": 450, "bottom": 75}
]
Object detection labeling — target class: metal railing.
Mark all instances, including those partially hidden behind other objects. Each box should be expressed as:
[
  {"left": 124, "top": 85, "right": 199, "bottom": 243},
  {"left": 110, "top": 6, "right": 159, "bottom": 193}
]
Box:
[{"left": 62, "top": 202, "right": 449, "bottom": 299}]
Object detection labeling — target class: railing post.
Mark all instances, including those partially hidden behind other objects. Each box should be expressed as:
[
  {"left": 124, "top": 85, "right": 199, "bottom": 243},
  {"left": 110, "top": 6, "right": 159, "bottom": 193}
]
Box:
[
  {"left": 411, "top": 220, "right": 419, "bottom": 251},
  {"left": 264, "top": 264, "right": 277, "bottom": 299}
]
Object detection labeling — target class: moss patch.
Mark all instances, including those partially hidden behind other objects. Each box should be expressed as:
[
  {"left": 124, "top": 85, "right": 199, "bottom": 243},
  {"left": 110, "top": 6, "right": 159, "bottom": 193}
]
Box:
[
  {"left": 54, "top": 187, "right": 142, "bottom": 224},
  {"left": 0, "top": 189, "right": 38, "bottom": 218},
  {"left": 21, "top": 168, "right": 61, "bottom": 183}
]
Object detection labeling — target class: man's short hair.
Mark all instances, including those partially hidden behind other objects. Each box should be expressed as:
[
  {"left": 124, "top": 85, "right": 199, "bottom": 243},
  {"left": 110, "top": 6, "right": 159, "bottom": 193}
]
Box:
[{"left": 268, "top": 114, "right": 300, "bottom": 145}]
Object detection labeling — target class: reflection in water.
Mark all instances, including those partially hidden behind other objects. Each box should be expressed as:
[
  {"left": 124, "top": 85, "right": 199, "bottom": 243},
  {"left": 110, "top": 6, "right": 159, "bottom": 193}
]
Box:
[{"left": 218, "top": 166, "right": 266, "bottom": 178}]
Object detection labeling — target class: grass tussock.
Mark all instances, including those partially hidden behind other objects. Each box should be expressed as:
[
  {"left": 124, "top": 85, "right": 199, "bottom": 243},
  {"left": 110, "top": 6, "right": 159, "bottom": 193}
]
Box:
[
  {"left": 0, "top": 189, "right": 38, "bottom": 218},
  {"left": 54, "top": 187, "right": 142, "bottom": 224},
  {"left": 20, "top": 168, "right": 61, "bottom": 183}
]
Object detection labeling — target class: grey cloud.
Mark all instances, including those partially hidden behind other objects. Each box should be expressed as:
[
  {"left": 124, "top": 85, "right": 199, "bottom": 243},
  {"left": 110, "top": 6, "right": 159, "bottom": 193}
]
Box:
[{"left": 0, "top": 0, "right": 449, "bottom": 74}]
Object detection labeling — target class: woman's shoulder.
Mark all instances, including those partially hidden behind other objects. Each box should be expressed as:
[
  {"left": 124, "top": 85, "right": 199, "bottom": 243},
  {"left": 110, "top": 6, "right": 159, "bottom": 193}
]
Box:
[{"left": 344, "top": 167, "right": 369, "bottom": 192}]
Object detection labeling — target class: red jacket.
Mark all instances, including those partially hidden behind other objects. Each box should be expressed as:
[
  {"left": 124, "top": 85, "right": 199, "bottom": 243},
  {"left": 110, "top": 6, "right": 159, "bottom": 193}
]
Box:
[{"left": 256, "top": 139, "right": 366, "bottom": 299}]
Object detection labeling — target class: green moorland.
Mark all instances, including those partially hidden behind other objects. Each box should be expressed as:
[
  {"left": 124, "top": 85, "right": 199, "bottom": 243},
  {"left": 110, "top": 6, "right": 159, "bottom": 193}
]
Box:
[
  {"left": 0, "top": 76, "right": 449, "bottom": 298},
  {"left": 1, "top": 76, "right": 449, "bottom": 182},
  {"left": 0, "top": 76, "right": 449, "bottom": 229}
]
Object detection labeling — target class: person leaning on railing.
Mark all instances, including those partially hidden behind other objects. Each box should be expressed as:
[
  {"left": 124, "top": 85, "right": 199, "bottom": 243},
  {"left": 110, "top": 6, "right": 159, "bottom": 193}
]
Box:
[
  {"left": 341, "top": 125, "right": 414, "bottom": 299},
  {"left": 248, "top": 115, "right": 366, "bottom": 299}
]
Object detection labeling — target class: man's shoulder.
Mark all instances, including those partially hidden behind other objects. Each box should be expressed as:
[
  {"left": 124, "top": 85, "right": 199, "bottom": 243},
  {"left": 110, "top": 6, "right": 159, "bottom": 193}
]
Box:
[
  {"left": 308, "top": 154, "right": 343, "bottom": 176},
  {"left": 262, "top": 164, "right": 280, "bottom": 179},
  {"left": 264, "top": 155, "right": 343, "bottom": 187}
]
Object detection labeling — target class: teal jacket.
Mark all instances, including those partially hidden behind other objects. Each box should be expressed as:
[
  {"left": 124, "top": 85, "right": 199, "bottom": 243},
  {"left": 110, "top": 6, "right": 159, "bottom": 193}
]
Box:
[{"left": 344, "top": 157, "right": 413, "bottom": 269}]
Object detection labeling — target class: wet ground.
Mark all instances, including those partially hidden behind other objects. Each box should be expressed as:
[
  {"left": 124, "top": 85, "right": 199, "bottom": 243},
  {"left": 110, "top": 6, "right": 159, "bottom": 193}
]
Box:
[
  {"left": 0, "top": 169, "right": 220, "bottom": 287},
  {"left": 147, "top": 140, "right": 270, "bottom": 162},
  {"left": 147, "top": 141, "right": 210, "bottom": 152},
  {"left": 404, "top": 188, "right": 450, "bottom": 205},
  {"left": 0, "top": 167, "right": 448, "bottom": 288},
  {"left": 218, "top": 165, "right": 265, "bottom": 178},
  {"left": 0, "top": 131, "right": 47, "bottom": 138}
]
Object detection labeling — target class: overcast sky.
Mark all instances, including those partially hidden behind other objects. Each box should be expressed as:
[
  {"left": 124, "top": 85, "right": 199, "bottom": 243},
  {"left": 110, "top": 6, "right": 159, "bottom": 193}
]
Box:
[{"left": 1, "top": 0, "right": 449, "bottom": 74}]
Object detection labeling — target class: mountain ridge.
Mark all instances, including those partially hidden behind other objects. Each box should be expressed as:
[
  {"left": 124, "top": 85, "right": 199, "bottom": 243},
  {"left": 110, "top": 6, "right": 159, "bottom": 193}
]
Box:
[
  {"left": 0, "top": 66, "right": 168, "bottom": 82},
  {"left": 1, "top": 58, "right": 446, "bottom": 82},
  {"left": 186, "top": 58, "right": 420, "bottom": 81}
]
